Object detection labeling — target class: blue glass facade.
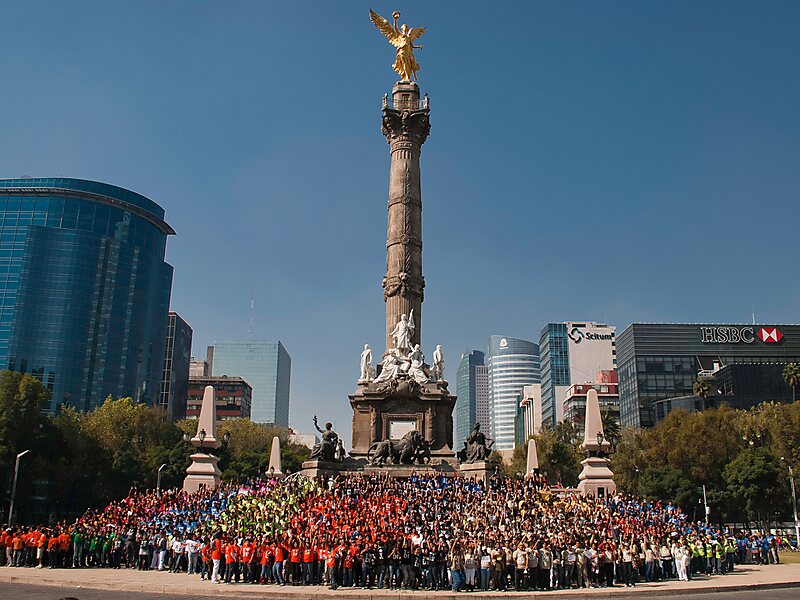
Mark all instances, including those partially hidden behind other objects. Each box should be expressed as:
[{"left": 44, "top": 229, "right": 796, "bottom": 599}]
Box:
[
  {"left": 0, "top": 178, "right": 174, "bottom": 412},
  {"left": 455, "top": 350, "right": 485, "bottom": 445},
  {"left": 212, "top": 341, "right": 291, "bottom": 426},
  {"left": 487, "top": 335, "right": 540, "bottom": 451},
  {"left": 539, "top": 323, "right": 571, "bottom": 429}
]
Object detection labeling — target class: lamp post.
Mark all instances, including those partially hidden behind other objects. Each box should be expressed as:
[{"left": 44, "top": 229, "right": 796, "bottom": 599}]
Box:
[
  {"left": 781, "top": 458, "right": 800, "bottom": 545},
  {"left": 702, "top": 484, "right": 710, "bottom": 525},
  {"left": 7, "top": 449, "right": 31, "bottom": 527},
  {"left": 156, "top": 463, "right": 168, "bottom": 493}
]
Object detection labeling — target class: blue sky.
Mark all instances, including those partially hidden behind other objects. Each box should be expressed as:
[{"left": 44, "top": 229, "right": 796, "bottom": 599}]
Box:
[{"left": 1, "top": 1, "right": 798, "bottom": 439}]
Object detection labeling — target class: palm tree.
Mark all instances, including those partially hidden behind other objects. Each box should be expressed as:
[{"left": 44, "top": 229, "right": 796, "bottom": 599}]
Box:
[
  {"left": 693, "top": 378, "right": 711, "bottom": 412},
  {"left": 783, "top": 363, "right": 800, "bottom": 402},
  {"left": 601, "top": 409, "right": 621, "bottom": 445}
]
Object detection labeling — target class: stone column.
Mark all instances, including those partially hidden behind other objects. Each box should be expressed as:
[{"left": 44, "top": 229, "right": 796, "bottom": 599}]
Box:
[{"left": 381, "top": 82, "right": 430, "bottom": 353}]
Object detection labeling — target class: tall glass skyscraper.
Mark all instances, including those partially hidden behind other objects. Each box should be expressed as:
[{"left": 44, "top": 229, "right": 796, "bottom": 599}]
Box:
[
  {"left": 0, "top": 178, "right": 174, "bottom": 412},
  {"left": 539, "top": 321, "right": 616, "bottom": 429},
  {"left": 487, "top": 335, "right": 540, "bottom": 451},
  {"left": 212, "top": 341, "right": 291, "bottom": 426},
  {"left": 455, "top": 350, "right": 486, "bottom": 445},
  {"left": 160, "top": 312, "right": 193, "bottom": 421}
]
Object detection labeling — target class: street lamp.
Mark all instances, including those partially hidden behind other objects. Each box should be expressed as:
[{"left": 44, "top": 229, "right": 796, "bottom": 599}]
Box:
[
  {"left": 183, "top": 432, "right": 190, "bottom": 443},
  {"left": 7, "top": 449, "right": 31, "bottom": 527},
  {"left": 781, "top": 458, "right": 800, "bottom": 546},
  {"left": 156, "top": 463, "right": 168, "bottom": 493}
]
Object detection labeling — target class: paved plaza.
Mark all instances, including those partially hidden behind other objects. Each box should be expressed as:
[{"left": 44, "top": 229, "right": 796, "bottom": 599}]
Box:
[{"left": 1, "top": 563, "right": 799, "bottom": 599}]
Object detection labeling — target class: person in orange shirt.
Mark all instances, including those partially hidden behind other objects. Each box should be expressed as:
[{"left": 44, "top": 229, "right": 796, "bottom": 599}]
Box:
[
  {"left": 199, "top": 538, "right": 212, "bottom": 581},
  {"left": 224, "top": 539, "right": 240, "bottom": 584},
  {"left": 240, "top": 538, "right": 255, "bottom": 584},
  {"left": 273, "top": 540, "right": 286, "bottom": 585},
  {"left": 1, "top": 529, "right": 10, "bottom": 566},
  {"left": 259, "top": 540, "right": 272, "bottom": 584},
  {"left": 288, "top": 539, "right": 303, "bottom": 586},
  {"left": 58, "top": 530, "right": 71, "bottom": 569},
  {"left": 12, "top": 531, "right": 25, "bottom": 567},
  {"left": 302, "top": 542, "right": 316, "bottom": 585},
  {"left": 211, "top": 538, "right": 222, "bottom": 584}
]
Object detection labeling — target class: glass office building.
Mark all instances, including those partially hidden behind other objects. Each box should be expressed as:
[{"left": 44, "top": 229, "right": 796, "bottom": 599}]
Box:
[
  {"left": 455, "top": 350, "right": 486, "bottom": 445},
  {"left": 539, "top": 323, "right": 570, "bottom": 429},
  {"left": 160, "top": 312, "right": 193, "bottom": 421},
  {"left": 487, "top": 335, "right": 540, "bottom": 451},
  {"left": 618, "top": 323, "right": 800, "bottom": 428},
  {"left": 0, "top": 178, "right": 174, "bottom": 412},
  {"left": 212, "top": 341, "right": 291, "bottom": 426}
]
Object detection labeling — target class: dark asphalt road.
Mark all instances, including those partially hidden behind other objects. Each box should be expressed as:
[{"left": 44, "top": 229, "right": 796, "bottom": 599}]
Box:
[{"left": 2, "top": 582, "right": 799, "bottom": 600}]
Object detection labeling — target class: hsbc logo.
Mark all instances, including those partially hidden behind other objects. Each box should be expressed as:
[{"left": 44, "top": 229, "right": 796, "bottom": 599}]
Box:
[
  {"left": 701, "top": 326, "right": 784, "bottom": 344},
  {"left": 757, "top": 327, "right": 783, "bottom": 343}
]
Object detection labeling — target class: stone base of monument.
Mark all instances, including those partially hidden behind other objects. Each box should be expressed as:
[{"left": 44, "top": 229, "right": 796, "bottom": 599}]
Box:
[
  {"left": 459, "top": 460, "right": 499, "bottom": 483},
  {"left": 300, "top": 458, "right": 364, "bottom": 479},
  {"left": 577, "top": 456, "right": 616, "bottom": 499},
  {"left": 183, "top": 452, "right": 222, "bottom": 494},
  {"left": 349, "top": 378, "right": 456, "bottom": 461}
]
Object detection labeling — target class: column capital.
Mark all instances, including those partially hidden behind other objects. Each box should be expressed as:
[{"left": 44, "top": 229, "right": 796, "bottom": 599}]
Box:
[{"left": 381, "top": 108, "right": 431, "bottom": 146}]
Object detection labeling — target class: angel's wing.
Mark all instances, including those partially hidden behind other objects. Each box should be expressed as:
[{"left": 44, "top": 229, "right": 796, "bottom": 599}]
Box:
[
  {"left": 407, "top": 27, "right": 426, "bottom": 42},
  {"left": 369, "top": 9, "right": 400, "bottom": 44}
]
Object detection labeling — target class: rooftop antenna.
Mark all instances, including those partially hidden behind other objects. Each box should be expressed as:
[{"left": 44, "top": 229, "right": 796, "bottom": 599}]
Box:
[{"left": 248, "top": 291, "right": 255, "bottom": 339}]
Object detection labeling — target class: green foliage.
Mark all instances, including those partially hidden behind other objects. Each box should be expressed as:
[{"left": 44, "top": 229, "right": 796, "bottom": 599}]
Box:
[
  {"left": 638, "top": 465, "right": 699, "bottom": 509},
  {"left": 601, "top": 409, "right": 620, "bottom": 444},
  {"left": 783, "top": 363, "right": 800, "bottom": 401},
  {"left": 723, "top": 447, "right": 786, "bottom": 525}
]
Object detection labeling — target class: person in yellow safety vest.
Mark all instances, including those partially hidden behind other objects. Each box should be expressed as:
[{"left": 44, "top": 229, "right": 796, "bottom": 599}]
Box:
[
  {"left": 714, "top": 538, "right": 725, "bottom": 574},
  {"left": 725, "top": 538, "right": 736, "bottom": 573},
  {"left": 688, "top": 540, "right": 699, "bottom": 576},
  {"left": 704, "top": 540, "right": 713, "bottom": 575}
]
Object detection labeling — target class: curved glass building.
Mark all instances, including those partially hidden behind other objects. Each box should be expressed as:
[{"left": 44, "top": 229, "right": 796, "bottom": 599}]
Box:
[
  {"left": 0, "top": 178, "right": 174, "bottom": 412},
  {"left": 487, "top": 335, "right": 540, "bottom": 451}
]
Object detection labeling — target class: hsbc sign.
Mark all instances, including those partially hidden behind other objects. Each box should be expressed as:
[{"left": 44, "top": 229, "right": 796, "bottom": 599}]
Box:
[{"left": 700, "top": 326, "right": 783, "bottom": 344}]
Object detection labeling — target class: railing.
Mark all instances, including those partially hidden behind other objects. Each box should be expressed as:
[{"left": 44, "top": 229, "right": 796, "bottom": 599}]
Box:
[{"left": 382, "top": 93, "right": 429, "bottom": 111}]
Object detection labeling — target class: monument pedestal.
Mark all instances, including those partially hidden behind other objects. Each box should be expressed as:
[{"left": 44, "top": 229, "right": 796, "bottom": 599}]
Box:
[
  {"left": 183, "top": 452, "right": 222, "bottom": 494},
  {"left": 577, "top": 456, "right": 616, "bottom": 499},
  {"left": 459, "top": 460, "right": 498, "bottom": 483},
  {"left": 349, "top": 378, "right": 456, "bottom": 463}
]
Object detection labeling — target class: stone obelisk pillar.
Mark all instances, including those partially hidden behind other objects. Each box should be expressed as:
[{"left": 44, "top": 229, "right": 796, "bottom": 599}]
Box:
[{"left": 381, "top": 82, "right": 430, "bottom": 352}]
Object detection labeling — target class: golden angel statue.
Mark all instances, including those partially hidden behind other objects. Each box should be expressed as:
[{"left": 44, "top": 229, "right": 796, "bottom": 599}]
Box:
[{"left": 369, "top": 9, "right": 426, "bottom": 82}]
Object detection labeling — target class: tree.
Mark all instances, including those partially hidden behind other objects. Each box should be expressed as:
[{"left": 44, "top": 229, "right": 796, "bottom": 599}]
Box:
[
  {"left": 783, "top": 363, "right": 800, "bottom": 403},
  {"left": 638, "top": 465, "right": 699, "bottom": 510},
  {"left": 693, "top": 378, "right": 711, "bottom": 412},
  {"left": 527, "top": 426, "right": 582, "bottom": 487},
  {"left": 601, "top": 409, "right": 621, "bottom": 444},
  {"left": 723, "top": 447, "right": 787, "bottom": 527}
]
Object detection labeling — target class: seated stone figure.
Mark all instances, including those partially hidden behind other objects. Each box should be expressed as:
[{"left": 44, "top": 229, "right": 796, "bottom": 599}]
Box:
[
  {"left": 464, "top": 422, "right": 493, "bottom": 464},
  {"left": 309, "top": 416, "right": 338, "bottom": 461}
]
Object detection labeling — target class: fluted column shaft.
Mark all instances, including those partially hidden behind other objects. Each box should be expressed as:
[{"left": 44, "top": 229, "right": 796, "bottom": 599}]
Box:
[{"left": 381, "top": 82, "right": 430, "bottom": 353}]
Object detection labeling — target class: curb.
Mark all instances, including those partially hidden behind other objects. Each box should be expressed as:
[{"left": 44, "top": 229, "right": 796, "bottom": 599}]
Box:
[{"left": 2, "top": 572, "right": 800, "bottom": 599}]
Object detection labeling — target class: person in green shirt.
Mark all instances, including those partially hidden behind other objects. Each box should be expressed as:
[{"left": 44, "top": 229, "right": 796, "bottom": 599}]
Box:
[{"left": 71, "top": 529, "right": 84, "bottom": 568}]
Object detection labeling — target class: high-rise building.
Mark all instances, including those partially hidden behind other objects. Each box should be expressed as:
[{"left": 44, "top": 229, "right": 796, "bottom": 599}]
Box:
[
  {"left": 539, "top": 322, "right": 616, "bottom": 429},
  {"left": 160, "top": 312, "right": 192, "bottom": 420},
  {"left": 563, "top": 370, "right": 619, "bottom": 438},
  {"left": 455, "top": 350, "right": 485, "bottom": 445},
  {"left": 515, "top": 383, "right": 542, "bottom": 446},
  {"left": 487, "top": 336, "right": 540, "bottom": 451},
  {"left": 618, "top": 323, "right": 800, "bottom": 428},
  {"left": 186, "top": 375, "right": 252, "bottom": 421},
  {"left": 189, "top": 358, "right": 209, "bottom": 378},
  {"left": 212, "top": 341, "right": 291, "bottom": 426},
  {"left": 475, "top": 364, "right": 490, "bottom": 434},
  {"left": 0, "top": 178, "right": 174, "bottom": 412}
]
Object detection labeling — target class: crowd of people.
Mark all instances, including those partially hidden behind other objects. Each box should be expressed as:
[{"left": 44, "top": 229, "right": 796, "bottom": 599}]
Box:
[{"left": 1, "top": 472, "right": 787, "bottom": 592}]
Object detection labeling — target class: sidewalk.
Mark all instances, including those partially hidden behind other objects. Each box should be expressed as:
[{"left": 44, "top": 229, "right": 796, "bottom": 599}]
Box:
[{"left": 1, "top": 563, "right": 799, "bottom": 598}]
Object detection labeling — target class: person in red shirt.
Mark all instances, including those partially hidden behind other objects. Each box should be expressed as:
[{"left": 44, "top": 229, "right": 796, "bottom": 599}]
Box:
[
  {"left": 288, "top": 539, "right": 303, "bottom": 586},
  {"left": 301, "top": 542, "right": 316, "bottom": 585},
  {"left": 240, "top": 538, "right": 255, "bottom": 584},
  {"left": 273, "top": 540, "right": 287, "bottom": 585},
  {"left": 224, "top": 540, "right": 240, "bottom": 584},
  {"left": 259, "top": 539, "right": 273, "bottom": 584},
  {"left": 199, "top": 538, "right": 212, "bottom": 580},
  {"left": 211, "top": 537, "right": 223, "bottom": 583}
]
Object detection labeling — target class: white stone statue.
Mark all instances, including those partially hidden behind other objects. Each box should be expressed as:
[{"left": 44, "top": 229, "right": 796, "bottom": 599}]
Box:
[
  {"left": 359, "top": 344, "right": 374, "bottom": 382},
  {"left": 408, "top": 344, "right": 429, "bottom": 384},
  {"left": 432, "top": 344, "right": 444, "bottom": 381},
  {"left": 390, "top": 309, "right": 415, "bottom": 355},
  {"left": 374, "top": 348, "right": 403, "bottom": 383}
]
